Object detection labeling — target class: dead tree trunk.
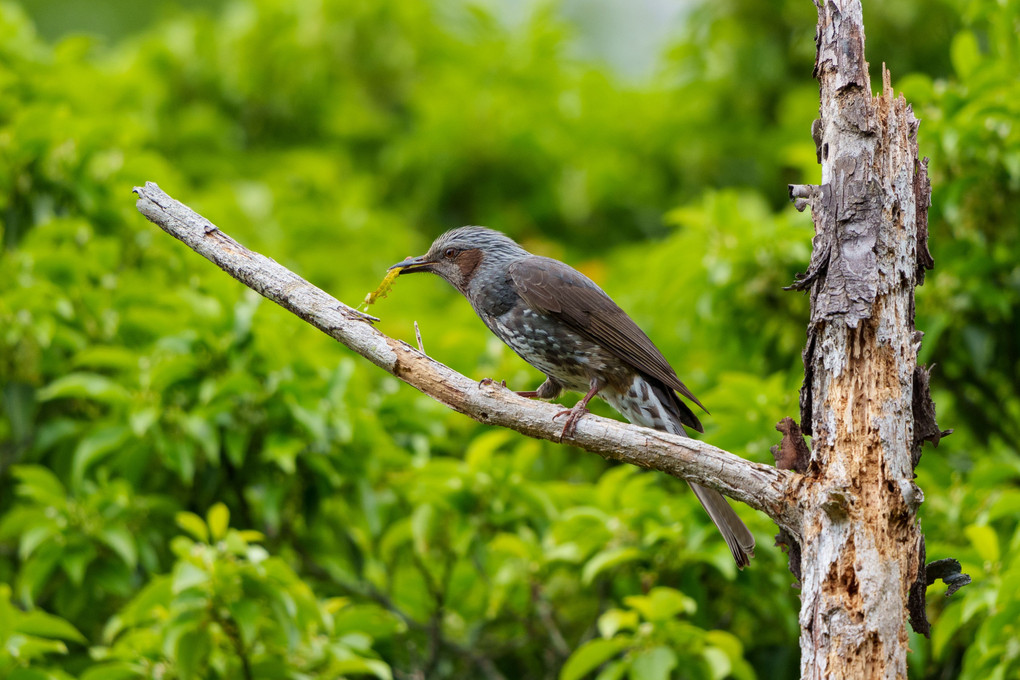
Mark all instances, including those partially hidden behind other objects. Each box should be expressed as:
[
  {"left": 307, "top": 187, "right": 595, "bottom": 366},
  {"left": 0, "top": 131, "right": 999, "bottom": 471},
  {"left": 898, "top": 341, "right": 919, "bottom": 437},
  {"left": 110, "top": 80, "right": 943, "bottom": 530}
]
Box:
[{"left": 787, "top": 0, "right": 939, "bottom": 676}]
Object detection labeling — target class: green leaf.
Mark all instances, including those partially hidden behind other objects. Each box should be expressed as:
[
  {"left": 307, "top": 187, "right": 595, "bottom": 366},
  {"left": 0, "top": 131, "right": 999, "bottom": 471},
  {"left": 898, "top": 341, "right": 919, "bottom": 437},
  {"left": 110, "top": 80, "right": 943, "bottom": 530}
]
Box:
[
  {"left": 965, "top": 524, "right": 1000, "bottom": 564},
  {"left": 988, "top": 490, "right": 1020, "bottom": 522},
  {"left": 80, "top": 662, "right": 143, "bottom": 680},
  {"left": 703, "top": 647, "right": 731, "bottom": 680},
  {"left": 61, "top": 544, "right": 97, "bottom": 586},
  {"left": 896, "top": 73, "right": 934, "bottom": 104},
  {"left": 72, "top": 345, "right": 139, "bottom": 371},
  {"left": 2, "top": 383, "right": 37, "bottom": 446},
  {"left": 950, "top": 30, "right": 981, "bottom": 78},
  {"left": 15, "top": 610, "right": 87, "bottom": 643},
  {"left": 623, "top": 587, "right": 697, "bottom": 622},
  {"left": 8, "top": 636, "right": 68, "bottom": 661},
  {"left": 172, "top": 561, "right": 210, "bottom": 594},
  {"left": 176, "top": 628, "right": 209, "bottom": 680},
  {"left": 595, "top": 661, "right": 630, "bottom": 680},
  {"left": 704, "top": 630, "right": 744, "bottom": 669},
  {"left": 598, "top": 608, "right": 640, "bottom": 639},
  {"left": 0, "top": 507, "right": 46, "bottom": 541},
  {"left": 206, "top": 503, "right": 230, "bottom": 542},
  {"left": 228, "top": 599, "right": 259, "bottom": 648},
  {"left": 176, "top": 512, "right": 209, "bottom": 543},
  {"left": 71, "top": 424, "right": 130, "bottom": 487},
  {"left": 332, "top": 604, "right": 405, "bottom": 639},
  {"left": 379, "top": 519, "right": 412, "bottom": 564},
  {"left": 129, "top": 408, "right": 158, "bottom": 437},
  {"left": 629, "top": 646, "right": 677, "bottom": 680},
  {"left": 19, "top": 524, "right": 58, "bottom": 561},
  {"left": 237, "top": 530, "right": 264, "bottom": 544},
  {"left": 561, "top": 638, "right": 630, "bottom": 680},
  {"left": 931, "top": 601, "right": 963, "bottom": 660},
  {"left": 37, "top": 373, "right": 131, "bottom": 404},
  {"left": 331, "top": 657, "right": 393, "bottom": 680},
  {"left": 582, "top": 547, "right": 643, "bottom": 585},
  {"left": 106, "top": 576, "right": 173, "bottom": 639},
  {"left": 12, "top": 466, "right": 67, "bottom": 507},
  {"left": 99, "top": 526, "right": 138, "bottom": 569},
  {"left": 10, "top": 668, "right": 60, "bottom": 680},
  {"left": 17, "top": 544, "right": 62, "bottom": 605},
  {"left": 223, "top": 529, "right": 248, "bottom": 555},
  {"left": 182, "top": 414, "right": 219, "bottom": 465},
  {"left": 411, "top": 504, "right": 435, "bottom": 556},
  {"left": 162, "top": 438, "right": 197, "bottom": 485}
]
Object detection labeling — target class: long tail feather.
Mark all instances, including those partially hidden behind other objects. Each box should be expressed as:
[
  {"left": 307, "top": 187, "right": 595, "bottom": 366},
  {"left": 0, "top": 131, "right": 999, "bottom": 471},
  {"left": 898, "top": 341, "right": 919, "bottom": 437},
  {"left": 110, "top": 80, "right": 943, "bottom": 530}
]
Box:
[
  {"left": 604, "top": 376, "right": 755, "bottom": 568},
  {"left": 689, "top": 482, "right": 755, "bottom": 568}
]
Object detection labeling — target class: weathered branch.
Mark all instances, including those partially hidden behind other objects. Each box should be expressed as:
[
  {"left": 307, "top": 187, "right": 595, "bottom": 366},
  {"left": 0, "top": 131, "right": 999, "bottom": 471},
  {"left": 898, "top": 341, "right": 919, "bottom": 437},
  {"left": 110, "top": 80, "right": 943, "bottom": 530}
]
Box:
[{"left": 133, "top": 182, "right": 799, "bottom": 534}]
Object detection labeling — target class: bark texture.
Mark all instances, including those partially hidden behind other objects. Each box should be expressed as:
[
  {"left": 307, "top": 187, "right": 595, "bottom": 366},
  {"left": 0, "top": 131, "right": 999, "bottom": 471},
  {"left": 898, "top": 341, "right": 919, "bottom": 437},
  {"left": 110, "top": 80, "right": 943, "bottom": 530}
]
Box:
[{"left": 788, "top": 1, "right": 934, "bottom": 677}]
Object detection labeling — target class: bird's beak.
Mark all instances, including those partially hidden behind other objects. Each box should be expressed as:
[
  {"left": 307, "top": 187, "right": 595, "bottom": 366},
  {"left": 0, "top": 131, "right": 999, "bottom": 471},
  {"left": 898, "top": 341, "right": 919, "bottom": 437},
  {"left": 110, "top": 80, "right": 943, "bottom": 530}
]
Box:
[{"left": 389, "top": 255, "right": 435, "bottom": 275}]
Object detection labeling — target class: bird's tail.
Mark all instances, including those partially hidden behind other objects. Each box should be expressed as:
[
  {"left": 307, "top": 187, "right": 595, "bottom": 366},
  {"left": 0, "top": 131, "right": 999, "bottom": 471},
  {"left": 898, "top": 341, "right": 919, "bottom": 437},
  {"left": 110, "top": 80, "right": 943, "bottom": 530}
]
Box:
[
  {"left": 656, "top": 383, "right": 755, "bottom": 568},
  {"left": 605, "top": 376, "right": 755, "bottom": 568},
  {"left": 688, "top": 482, "right": 755, "bottom": 569}
]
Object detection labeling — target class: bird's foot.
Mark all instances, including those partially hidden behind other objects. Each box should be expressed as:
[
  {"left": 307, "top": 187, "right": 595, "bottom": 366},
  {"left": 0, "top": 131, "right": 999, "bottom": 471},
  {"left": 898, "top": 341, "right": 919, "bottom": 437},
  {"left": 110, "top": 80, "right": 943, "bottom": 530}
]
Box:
[
  {"left": 478, "top": 377, "right": 507, "bottom": 388},
  {"left": 551, "top": 380, "right": 602, "bottom": 439},
  {"left": 553, "top": 403, "right": 589, "bottom": 439},
  {"left": 515, "top": 390, "right": 540, "bottom": 398}
]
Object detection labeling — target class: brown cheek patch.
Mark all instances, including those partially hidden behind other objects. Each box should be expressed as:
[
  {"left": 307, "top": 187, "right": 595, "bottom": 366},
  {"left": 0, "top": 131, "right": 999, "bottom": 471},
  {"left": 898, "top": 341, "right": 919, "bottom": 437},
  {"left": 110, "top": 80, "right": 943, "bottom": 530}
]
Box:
[{"left": 456, "top": 248, "right": 484, "bottom": 279}]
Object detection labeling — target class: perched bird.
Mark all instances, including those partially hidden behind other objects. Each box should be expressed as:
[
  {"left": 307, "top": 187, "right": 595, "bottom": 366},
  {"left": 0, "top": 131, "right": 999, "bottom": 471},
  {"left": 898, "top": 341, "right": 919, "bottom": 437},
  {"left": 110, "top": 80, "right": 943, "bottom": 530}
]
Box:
[{"left": 391, "top": 226, "right": 755, "bottom": 568}]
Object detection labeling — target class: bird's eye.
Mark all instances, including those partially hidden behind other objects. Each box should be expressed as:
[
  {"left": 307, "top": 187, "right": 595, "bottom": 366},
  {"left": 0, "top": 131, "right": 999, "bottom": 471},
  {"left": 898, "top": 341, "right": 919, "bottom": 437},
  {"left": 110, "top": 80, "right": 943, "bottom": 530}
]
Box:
[{"left": 444, "top": 247, "right": 457, "bottom": 258}]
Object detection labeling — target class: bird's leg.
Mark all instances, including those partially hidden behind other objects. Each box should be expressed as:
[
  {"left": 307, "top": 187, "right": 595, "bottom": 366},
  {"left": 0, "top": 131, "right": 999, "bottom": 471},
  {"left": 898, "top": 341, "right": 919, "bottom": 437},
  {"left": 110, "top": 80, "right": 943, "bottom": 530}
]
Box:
[
  {"left": 477, "top": 378, "right": 549, "bottom": 400},
  {"left": 553, "top": 379, "right": 602, "bottom": 439},
  {"left": 520, "top": 377, "right": 563, "bottom": 400}
]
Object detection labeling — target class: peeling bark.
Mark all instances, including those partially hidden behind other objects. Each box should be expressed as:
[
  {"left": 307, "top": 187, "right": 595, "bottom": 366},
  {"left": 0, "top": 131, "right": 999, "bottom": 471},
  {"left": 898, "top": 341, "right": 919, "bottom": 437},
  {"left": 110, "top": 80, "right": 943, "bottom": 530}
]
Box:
[
  {"left": 912, "top": 364, "right": 952, "bottom": 463},
  {"left": 790, "top": 1, "right": 936, "bottom": 677},
  {"left": 907, "top": 536, "right": 929, "bottom": 637},
  {"left": 772, "top": 417, "right": 809, "bottom": 588},
  {"left": 773, "top": 417, "right": 812, "bottom": 474}
]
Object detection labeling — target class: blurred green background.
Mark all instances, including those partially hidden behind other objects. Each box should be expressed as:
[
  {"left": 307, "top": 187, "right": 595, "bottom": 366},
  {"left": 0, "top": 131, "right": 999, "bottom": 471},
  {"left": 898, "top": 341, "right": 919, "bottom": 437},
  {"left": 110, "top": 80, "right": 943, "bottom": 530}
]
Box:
[{"left": 1, "top": 0, "right": 1018, "bottom": 678}]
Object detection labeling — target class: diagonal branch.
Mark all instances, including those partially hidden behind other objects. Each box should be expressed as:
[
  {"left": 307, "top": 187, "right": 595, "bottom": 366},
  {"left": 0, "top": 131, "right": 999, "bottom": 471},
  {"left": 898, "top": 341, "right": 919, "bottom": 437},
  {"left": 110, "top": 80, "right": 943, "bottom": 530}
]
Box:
[{"left": 133, "top": 182, "right": 800, "bottom": 534}]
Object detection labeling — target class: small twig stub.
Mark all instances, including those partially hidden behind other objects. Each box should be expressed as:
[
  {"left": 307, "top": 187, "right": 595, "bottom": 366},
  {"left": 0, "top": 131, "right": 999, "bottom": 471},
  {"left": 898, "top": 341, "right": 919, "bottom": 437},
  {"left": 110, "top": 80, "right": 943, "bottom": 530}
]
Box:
[{"left": 414, "top": 321, "right": 426, "bottom": 354}]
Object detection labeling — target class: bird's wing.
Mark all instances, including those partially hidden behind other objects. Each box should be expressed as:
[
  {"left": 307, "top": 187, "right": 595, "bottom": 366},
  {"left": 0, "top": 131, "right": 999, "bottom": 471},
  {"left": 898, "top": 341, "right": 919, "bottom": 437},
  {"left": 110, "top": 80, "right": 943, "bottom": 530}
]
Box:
[{"left": 508, "top": 256, "right": 707, "bottom": 413}]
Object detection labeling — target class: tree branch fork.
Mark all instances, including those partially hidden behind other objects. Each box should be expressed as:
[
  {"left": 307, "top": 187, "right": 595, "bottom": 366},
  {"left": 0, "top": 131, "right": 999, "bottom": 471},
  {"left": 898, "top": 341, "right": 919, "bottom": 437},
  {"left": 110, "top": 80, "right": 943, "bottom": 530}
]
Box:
[{"left": 133, "top": 182, "right": 801, "bottom": 536}]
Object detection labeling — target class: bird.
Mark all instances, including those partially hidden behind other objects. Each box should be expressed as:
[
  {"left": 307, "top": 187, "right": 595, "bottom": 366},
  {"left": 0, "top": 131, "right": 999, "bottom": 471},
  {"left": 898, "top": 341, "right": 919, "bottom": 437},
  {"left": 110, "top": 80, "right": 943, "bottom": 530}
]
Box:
[{"left": 390, "top": 226, "right": 755, "bottom": 568}]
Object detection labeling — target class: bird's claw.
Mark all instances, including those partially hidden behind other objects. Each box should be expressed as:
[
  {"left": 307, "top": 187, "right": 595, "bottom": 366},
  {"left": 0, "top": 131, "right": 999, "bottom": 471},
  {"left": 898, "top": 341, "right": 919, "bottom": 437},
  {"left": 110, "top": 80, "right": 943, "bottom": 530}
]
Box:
[
  {"left": 479, "top": 377, "right": 507, "bottom": 388},
  {"left": 553, "top": 405, "right": 589, "bottom": 439}
]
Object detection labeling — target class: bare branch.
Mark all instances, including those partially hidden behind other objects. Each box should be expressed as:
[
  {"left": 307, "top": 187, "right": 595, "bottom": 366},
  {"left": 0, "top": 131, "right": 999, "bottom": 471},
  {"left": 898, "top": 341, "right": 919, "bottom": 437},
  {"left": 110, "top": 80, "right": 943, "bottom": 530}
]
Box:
[{"left": 133, "top": 181, "right": 799, "bottom": 533}]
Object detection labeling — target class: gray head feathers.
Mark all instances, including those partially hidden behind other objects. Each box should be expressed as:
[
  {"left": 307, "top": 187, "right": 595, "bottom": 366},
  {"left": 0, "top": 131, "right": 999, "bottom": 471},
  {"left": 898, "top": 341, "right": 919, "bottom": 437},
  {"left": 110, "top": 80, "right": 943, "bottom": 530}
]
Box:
[
  {"left": 425, "top": 226, "right": 530, "bottom": 263},
  {"left": 396, "top": 226, "right": 531, "bottom": 296}
]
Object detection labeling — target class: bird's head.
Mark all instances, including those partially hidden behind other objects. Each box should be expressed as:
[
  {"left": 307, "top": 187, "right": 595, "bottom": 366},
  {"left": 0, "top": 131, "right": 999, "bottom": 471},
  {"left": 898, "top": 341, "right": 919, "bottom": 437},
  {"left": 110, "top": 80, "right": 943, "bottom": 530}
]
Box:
[{"left": 390, "top": 226, "right": 529, "bottom": 294}]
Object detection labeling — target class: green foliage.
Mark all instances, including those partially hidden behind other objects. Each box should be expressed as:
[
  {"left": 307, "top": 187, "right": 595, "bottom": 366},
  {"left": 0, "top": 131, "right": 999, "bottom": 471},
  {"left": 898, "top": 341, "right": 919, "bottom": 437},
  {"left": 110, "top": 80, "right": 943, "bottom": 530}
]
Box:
[
  {"left": 0, "top": 0, "right": 1017, "bottom": 678},
  {"left": 0, "top": 583, "right": 85, "bottom": 679},
  {"left": 84, "top": 503, "right": 396, "bottom": 680},
  {"left": 902, "top": 0, "right": 1020, "bottom": 447},
  {"left": 558, "top": 587, "right": 754, "bottom": 680}
]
